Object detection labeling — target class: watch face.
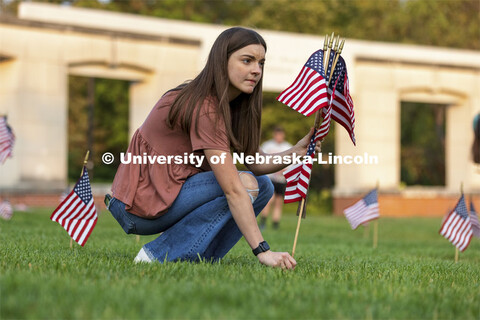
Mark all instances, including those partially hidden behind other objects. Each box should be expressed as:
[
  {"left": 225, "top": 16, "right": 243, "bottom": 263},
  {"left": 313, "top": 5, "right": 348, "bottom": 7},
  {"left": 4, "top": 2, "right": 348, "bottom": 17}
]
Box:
[{"left": 261, "top": 241, "right": 270, "bottom": 251}]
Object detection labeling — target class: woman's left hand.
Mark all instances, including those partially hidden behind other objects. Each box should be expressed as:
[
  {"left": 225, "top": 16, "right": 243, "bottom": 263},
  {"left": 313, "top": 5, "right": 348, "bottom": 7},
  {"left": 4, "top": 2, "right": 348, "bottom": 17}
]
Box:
[{"left": 293, "top": 128, "right": 322, "bottom": 156}]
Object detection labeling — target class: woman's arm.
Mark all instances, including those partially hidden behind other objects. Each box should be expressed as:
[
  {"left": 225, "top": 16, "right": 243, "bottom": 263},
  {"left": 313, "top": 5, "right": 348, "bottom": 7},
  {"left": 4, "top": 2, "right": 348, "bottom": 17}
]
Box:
[
  {"left": 246, "top": 128, "right": 320, "bottom": 176},
  {"left": 204, "top": 149, "right": 297, "bottom": 269}
]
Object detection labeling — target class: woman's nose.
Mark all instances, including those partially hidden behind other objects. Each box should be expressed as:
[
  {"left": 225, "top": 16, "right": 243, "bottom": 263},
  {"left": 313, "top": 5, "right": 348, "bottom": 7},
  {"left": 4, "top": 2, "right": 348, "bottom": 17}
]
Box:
[{"left": 252, "top": 63, "right": 262, "bottom": 75}]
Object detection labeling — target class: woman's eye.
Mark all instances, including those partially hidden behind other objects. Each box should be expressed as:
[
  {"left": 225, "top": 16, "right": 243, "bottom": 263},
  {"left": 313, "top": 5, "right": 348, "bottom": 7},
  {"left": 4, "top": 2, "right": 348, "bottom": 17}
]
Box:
[{"left": 243, "top": 59, "right": 251, "bottom": 64}]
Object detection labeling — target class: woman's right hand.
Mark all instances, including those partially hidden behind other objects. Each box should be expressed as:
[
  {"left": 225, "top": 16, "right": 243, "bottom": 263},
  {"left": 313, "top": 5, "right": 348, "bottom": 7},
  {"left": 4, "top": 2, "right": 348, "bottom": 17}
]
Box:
[{"left": 257, "top": 250, "right": 297, "bottom": 270}]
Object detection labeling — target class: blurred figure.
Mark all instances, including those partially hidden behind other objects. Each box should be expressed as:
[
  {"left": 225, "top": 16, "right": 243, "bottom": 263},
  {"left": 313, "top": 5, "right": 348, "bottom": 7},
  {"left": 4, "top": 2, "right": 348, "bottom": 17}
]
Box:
[
  {"left": 473, "top": 113, "right": 480, "bottom": 164},
  {"left": 259, "top": 126, "right": 292, "bottom": 229}
]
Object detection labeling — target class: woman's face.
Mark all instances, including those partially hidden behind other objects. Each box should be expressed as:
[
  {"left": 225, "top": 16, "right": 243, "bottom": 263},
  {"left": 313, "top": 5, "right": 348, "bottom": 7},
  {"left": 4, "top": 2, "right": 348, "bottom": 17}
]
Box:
[{"left": 227, "top": 44, "right": 266, "bottom": 101}]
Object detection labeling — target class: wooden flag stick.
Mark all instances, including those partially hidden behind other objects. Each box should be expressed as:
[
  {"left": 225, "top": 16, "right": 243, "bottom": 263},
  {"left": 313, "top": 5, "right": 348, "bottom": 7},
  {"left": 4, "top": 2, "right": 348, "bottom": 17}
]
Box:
[
  {"left": 363, "top": 224, "right": 369, "bottom": 238},
  {"left": 292, "top": 198, "right": 305, "bottom": 257},
  {"left": 373, "top": 180, "right": 379, "bottom": 249},
  {"left": 71, "top": 150, "right": 90, "bottom": 249},
  {"left": 328, "top": 39, "right": 345, "bottom": 85}
]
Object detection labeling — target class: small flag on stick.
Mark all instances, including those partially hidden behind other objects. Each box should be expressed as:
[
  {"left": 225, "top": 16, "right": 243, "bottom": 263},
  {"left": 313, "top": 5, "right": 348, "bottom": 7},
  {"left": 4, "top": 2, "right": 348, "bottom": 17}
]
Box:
[
  {"left": 468, "top": 199, "right": 480, "bottom": 238},
  {"left": 0, "top": 200, "right": 13, "bottom": 220},
  {"left": 50, "top": 166, "right": 98, "bottom": 246},
  {"left": 439, "top": 195, "right": 473, "bottom": 252},
  {"left": 0, "top": 116, "right": 15, "bottom": 164},
  {"left": 343, "top": 189, "right": 380, "bottom": 230}
]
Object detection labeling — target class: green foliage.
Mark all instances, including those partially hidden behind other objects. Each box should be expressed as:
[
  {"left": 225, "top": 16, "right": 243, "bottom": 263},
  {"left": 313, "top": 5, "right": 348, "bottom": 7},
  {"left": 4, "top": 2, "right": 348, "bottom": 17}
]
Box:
[
  {"left": 243, "top": 0, "right": 480, "bottom": 50},
  {"left": 1, "top": 210, "right": 479, "bottom": 319},
  {"left": 68, "top": 76, "right": 129, "bottom": 182},
  {"left": 401, "top": 102, "right": 446, "bottom": 186},
  {"left": 4, "top": 1, "right": 477, "bottom": 49}
]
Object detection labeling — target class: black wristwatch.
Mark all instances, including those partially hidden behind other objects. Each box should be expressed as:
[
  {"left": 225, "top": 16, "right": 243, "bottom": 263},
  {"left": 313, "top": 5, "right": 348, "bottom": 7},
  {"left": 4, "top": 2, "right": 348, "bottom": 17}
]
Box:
[{"left": 252, "top": 241, "right": 270, "bottom": 256}]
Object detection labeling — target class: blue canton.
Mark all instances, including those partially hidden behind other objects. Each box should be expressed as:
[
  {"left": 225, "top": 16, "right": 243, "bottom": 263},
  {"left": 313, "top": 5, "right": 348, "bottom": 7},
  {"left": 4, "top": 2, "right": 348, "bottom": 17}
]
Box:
[
  {"left": 306, "top": 129, "right": 317, "bottom": 157},
  {"left": 328, "top": 55, "right": 346, "bottom": 90},
  {"left": 74, "top": 168, "right": 93, "bottom": 204},
  {"left": 456, "top": 195, "right": 469, "bottom": 219},
  {"left": 305, "top": 50, "right": 325, "bottom": 77},
  {"left": 364, "top": 189, "right": 378, "bottom": 206}
]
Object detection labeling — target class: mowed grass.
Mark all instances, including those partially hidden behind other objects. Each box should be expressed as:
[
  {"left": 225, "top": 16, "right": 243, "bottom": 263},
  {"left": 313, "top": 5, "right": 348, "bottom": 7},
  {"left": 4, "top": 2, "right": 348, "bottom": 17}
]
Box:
[{"left": 1, "top": 209, "right": 479, "bottom": 320}]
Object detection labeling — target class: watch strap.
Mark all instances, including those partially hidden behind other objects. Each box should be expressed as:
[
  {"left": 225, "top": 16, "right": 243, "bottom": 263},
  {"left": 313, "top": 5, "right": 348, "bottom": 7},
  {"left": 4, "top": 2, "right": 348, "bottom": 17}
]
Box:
[{"left": 252, "top": 241, "right": 270, "bottom": 256}]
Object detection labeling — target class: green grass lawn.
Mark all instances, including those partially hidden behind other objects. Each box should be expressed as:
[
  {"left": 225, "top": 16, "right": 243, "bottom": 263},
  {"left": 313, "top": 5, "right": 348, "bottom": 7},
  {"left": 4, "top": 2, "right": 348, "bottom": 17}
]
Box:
[{"left": 1, "top": 209, "right": 479, "bottom": 320}]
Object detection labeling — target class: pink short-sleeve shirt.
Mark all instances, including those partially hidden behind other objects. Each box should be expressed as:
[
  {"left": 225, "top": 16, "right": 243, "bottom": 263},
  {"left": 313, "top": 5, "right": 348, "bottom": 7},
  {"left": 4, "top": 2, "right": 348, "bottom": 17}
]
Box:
[{"left": 111, "top": 91, "right": 230, "bottom": 218}]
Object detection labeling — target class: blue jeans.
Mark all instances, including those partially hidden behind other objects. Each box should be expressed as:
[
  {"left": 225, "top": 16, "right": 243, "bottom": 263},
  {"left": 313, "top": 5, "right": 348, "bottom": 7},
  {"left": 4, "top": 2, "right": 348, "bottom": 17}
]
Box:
[{"left": 108, "top": 171, "right": 273, "bottom": 262}]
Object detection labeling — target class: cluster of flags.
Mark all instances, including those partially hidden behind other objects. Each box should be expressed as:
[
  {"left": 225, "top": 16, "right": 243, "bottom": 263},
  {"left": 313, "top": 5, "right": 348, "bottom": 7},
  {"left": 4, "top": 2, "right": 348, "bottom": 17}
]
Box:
[
  {"left": 342, "top": 188, "right": 480, "bottom": 254},
  {"left": 439, "top": 195, "right": 480, "bottom": 252},
  {"left": 277, "top": 48, "right": 355, "bottom": 204},
  {"left": 50, "top": 167, "right": 98, "bottom": 246}
]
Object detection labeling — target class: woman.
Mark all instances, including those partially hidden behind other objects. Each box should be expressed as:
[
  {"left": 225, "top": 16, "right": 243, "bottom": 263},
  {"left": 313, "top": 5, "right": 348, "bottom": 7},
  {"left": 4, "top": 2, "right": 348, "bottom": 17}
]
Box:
[{"left": 107, "top": 27, "right": 317, "bottom": 269}]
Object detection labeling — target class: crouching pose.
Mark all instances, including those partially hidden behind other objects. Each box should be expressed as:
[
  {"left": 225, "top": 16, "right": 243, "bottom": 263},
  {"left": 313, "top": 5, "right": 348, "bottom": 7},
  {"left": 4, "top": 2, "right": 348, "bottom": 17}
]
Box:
[{"left": 107, "top": 27, "right": 318, "bottom": 269}]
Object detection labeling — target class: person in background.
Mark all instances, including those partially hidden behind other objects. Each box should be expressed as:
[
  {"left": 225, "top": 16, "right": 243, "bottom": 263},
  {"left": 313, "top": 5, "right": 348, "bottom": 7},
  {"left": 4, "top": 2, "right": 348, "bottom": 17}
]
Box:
[{"left": 259, "top": 126, "right": 292, "bottom": 230}]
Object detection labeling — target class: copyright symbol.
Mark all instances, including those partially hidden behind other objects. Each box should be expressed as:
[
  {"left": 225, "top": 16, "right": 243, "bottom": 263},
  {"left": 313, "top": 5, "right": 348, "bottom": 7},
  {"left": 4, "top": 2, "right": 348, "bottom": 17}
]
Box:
[{"left": 102, "top": 152, "right": 114, "bottom": 165}]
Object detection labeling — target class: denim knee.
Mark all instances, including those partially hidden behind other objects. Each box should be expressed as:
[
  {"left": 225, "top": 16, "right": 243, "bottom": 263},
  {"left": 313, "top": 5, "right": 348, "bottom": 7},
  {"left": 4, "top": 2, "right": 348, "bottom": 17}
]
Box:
[
  {"left": 257, "top": 175, "right": 274, "bottom": 198},
  {"left": 108, "top": 198, "right": 136, "bottom": 234}
]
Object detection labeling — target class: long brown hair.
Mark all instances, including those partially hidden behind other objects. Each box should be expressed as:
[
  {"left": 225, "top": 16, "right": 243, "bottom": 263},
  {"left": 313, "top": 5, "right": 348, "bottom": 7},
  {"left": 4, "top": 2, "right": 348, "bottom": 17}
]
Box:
[{"left": 167, "top": 27, "right": 266, "bottom": 155}]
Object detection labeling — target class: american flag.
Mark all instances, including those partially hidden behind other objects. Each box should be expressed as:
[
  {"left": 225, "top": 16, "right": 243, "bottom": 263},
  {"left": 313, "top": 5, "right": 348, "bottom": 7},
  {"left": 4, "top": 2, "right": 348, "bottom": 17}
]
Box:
[
  {"left": 0, "top": 200, "right": 13, "bottom": 220},
  {"left": 469, "top": 200, "right": 480, "bottom": 238},
  {"left": 327, "top": 56, "right": 356, "bottom": 145},
  {"left": 0, "top": 116, "right": 15, "bottom": 164},
  {"left": 277, "top": 49, "right": 329, "bottom": 117},
  {"left": 439, "top": 195, "right": 473, "bottom": 252},
  {"left": 283, "top": 129, "right": 323, "bottom": 203},
  {"left": 343, "top": 189, "right": 379, "bottom": 230},
  {"left": 50, "top": 167, "right": 97, "bottom": 246}
]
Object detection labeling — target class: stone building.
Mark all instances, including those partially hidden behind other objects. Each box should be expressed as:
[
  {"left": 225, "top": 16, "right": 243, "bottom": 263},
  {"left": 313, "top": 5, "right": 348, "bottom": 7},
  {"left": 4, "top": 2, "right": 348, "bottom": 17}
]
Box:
[{"left": 1, "top": 3, "right": 479, "bottom": 215}]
